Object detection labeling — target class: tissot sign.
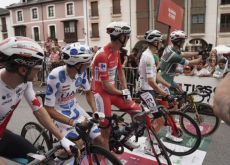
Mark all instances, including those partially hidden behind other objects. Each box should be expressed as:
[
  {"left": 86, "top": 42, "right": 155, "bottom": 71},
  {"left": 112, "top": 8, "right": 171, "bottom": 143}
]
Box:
[{"left": 158, "top": 0, "right": 184, "bottom": 29}]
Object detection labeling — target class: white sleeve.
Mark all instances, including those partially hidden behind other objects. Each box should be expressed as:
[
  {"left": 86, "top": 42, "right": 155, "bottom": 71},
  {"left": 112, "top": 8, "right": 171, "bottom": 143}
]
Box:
[
  {"left": 146, "top": 55, "right": 156, "bottom": 78},
  {"left": 44, "top": 74, "right": 59, "bottom": 107},
  {"left": 81, "top": 71, "right": 91, "bottom": 91},
  {"left": 24, "top": 82, "right": 42, "bottom": 111}
]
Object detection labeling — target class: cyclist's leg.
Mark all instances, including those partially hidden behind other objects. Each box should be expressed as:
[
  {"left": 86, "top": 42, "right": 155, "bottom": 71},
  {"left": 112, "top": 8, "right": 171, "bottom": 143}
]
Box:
[
  {"left": 0, "top": 129, "right": 37, "bottom": 161},
  {"left": 94, "top": 92, "right": 112, "bottom": 150}
]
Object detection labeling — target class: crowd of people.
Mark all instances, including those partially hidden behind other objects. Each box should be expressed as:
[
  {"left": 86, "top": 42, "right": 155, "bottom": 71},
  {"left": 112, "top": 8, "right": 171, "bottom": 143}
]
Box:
[{"left": 0, "top": 20, "right": 230, "bottom": 165}]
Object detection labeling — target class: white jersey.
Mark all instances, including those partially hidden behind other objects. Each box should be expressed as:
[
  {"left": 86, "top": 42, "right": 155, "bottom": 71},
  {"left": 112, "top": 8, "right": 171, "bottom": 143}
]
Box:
[
  {"left": 44, "top": 66, "right": 100, "bottom": 139},
  {"left": 138, "top": 48, "right": 157, "bottom": 90},
  {"left": 0, "top": 69, "right": 41, "bottom": 138}
]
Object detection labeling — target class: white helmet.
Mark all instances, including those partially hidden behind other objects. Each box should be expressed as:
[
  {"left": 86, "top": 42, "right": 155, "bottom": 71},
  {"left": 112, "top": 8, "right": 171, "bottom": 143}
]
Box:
[
  {"left": 106, "top": 21, "right": 131, "bottom": 36},
  {"left": 170, "top": 30, "right": 187, "bottom": 43},
  {"left": 0, "top": 36, "right": 44, "bottom": 67},
  {"left": 144, "top": 30, "right": 162, "bottom": 43},
  {"left": 62, "top": 42, "right": 93, "bottom": 65}
]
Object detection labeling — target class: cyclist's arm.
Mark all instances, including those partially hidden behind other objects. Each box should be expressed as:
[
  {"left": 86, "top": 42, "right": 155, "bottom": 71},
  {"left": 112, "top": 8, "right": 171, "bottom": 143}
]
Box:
[
  {"left": 117, "top": 66, "right": 128, "bottom": 89},
  {"left": 156, "top": 73, "right": 171, "bottom": 88},
  {"left": 147, "top": 77, "right": 168, "bottom": 96},
  {"left": 34, "top": 107, "right": 64, "bottom": 139},
  {"left": 181, "top": 52, "right": 199, "bottom": 58},
  {"left": 213, "top": 72, "right": 230, "bottom": 125},
  {"left": 187, "top": 56, "right": 202, "bottom": 65},
  {"left": 101, "top": 80, "right": 123, "bottom": 95},
  {"left": 85, "top": 90, "right": 98, "bottom": 113}
]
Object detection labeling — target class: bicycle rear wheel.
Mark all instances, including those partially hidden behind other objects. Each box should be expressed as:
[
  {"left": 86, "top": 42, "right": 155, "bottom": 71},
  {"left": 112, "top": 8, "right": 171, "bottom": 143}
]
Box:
[
  {"left": 21, "top": 122, "right": 52, "bottom": 154},
  {"left": 75, "top": 145, "right": 122, "bottom": 165},
  {"left": 149, "top": 128, "right": 172, "bottom": 165},
  {"left": 158, "top": 111, "right": 201, "bottom": 156},
  {"left": 181, "top": 103, "right": 220, "bottom": 137}
]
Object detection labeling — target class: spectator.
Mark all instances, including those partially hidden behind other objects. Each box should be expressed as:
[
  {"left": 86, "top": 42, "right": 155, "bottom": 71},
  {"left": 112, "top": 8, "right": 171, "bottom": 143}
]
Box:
[
  {"left": 206, "top": 57, "right": 217, "bottom": 74},
  {"left": 53, "top": 38, "right": 61, "bottom": 50},
  {"left": 49, "top": 47, "right": 61, "bottom": 63},
  {"left": 183, "top": 65, "right": 193, "bottom": 76},
  {"left": 213, "top": 58, "right": 227, "bottom": 78},
  {"left": 192, "top": 60, "right": 211, "bottom": 77},
  {"left": 120, "top": 47, "right": 128, "bottom": 67},
  {"left": 44, "top": 37, "right": 52, "bottom": 54}
]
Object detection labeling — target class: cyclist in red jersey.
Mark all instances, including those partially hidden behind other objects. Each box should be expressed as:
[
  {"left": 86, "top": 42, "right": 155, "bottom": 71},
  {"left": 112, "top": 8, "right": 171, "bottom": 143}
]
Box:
[{"left": 91, "top": 22, "right": 140, "bottom": 150}]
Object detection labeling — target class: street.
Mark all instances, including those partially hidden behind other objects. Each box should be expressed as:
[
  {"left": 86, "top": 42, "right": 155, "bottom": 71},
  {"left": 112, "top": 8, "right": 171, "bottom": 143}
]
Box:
[{"left": 6, "top": 85, "right": 230, "bottom": 165}]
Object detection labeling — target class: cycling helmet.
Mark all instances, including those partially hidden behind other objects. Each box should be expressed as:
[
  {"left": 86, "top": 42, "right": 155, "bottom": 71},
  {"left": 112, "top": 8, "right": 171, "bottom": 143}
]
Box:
[
  {"left": 106, "top": 21, "right": 131, "bottom": 37},
  {"left": 144, "top": 30, "right": 162, "bottom": 43},
  {"left": 0, "top": 36, "right": 44, "bottom": 67},
  {"left": 170, "top": 30, "right": 187, "bottom": 43},
  {"left": 62, "top": 42, "right": 93, "bottom": 65}
]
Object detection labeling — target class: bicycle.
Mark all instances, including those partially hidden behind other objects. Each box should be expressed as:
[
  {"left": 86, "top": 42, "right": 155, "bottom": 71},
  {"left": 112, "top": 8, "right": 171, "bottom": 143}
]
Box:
[
  {"left": 101, "top": 92, "right": 202, "bottom": 157},
  {"left": 22, "top": 114, "right": 122, "bottom": 165},
  {"left": 99, "top": 104, "right": 172, "bottom": 165},
  {"left": 174, "top": 86, "right": 220, "bottom": 137}
]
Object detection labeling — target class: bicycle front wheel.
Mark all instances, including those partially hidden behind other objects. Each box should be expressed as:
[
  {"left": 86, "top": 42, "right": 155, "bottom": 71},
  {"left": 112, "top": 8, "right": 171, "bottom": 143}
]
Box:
[
  {"left": 21, "top": 122, "right": 52, "bottom": 154},
  {"left": 181, "top": 103, "right": 220, "bottom": 137},
  {"left": 158, "top": 111, "right": 201, "bottom": 156},
  {"left": 75, "top": 145, "right": 122, "bottom": 165}
]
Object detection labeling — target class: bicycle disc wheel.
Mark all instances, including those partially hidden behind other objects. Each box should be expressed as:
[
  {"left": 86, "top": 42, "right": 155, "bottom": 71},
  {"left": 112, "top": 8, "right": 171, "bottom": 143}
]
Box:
[
  {"left": 75, "top": 145, "right": 122, "bottom": 165},
  {"left": 149, "top": 128, "right": 172, "bottom": 165},
  {"left": 21, "top": 122, "right": 52, "bottom": 154},
  {"left": 181, "top": 103, "right": 220, "bottom": 137},
  {"left": 158, "top": 111, "right": 201, "bottom": 156}
]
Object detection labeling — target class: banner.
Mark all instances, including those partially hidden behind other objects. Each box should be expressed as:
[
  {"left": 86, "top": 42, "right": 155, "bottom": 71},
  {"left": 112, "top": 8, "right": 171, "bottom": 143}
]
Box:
[
  {"left": 174, "top": 75, "right": 220, "bottom": 104},
  {"left": 157, "top": 0, "right": 184, "bottom": 29}
]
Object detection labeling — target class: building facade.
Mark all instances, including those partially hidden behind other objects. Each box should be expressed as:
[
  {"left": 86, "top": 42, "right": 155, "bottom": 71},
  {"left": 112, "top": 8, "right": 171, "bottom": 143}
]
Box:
[{"left": 0, "top": 8, "right": 13, "bottom": 41}]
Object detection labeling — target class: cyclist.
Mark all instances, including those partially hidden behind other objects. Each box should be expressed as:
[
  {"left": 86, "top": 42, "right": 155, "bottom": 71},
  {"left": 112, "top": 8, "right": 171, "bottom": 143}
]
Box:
[
  {"left": 160, "top": 30, "right": 202, "bottom": 91},
  {"left": 138, "top": 30, "right": 182, "bottom": 154},
  {"left": 44, "top": 42, "right": 105, "bottom": 149},
  {"left": 0, "top": 36, "right": 75, "bottom": 161},
  {"left": 91, "top": 21, "right": 140, "bottom": 150}
]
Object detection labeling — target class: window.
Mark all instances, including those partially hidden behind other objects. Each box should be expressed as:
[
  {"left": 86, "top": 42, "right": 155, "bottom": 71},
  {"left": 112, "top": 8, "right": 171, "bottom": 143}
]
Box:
[
  {"left": 191, "top": 14, "right": 205, "bottom": 33},
  {"left": 192, "top": 15, "right": 204, "bottom": 24},
  {"left": 17, "top": 10, "right": 23, "bottom": 22},
  {"left": 48, "top": 6, "right": 54, "bottom": 18},
  {"left": 31, "top": 8, "right": 38, "bottom": 19},
  {"left": 66, "top": 3, "right": 73, "bottom": 16},
  {"left": 221, "top": 0, "right": 230, "bottom": 5},
  {"left": 91, "top": 1, "right": 99, "bottom": 17},
  {"left": 49, "top": 25, "right": 56, "bottom": 39},
  {"left": 14, "top": 26, "right": 26, "bottom": 36},
  {"left": 63, "top": 21, "right": 78, "bottom": 43},
  {"left": 1, "top": 17, "right": 7, "bottom": 32},
  {"left": 33, "top": 27, "right": 39, "bottom": 41},
  {"left": 220, "top": 14, "right": 230, "bottom": 32},
  {"left": 112, "top": 0, "right": 121, "bottom": 14},
  {"left": 91, "top": 23, "right": 99, "bottom": 38}
]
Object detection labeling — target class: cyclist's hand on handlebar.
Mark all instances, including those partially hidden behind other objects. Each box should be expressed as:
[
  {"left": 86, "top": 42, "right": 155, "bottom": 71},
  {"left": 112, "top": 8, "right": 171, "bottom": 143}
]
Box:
[
  {"left": 121, "top": 89, "right": 132, "bottom": 101},
  {"left": 165, "top": 95, "right": 174, "bottom": 103},
  {"left": 60, "top": 137, "right": 78, "bottom": 155}
]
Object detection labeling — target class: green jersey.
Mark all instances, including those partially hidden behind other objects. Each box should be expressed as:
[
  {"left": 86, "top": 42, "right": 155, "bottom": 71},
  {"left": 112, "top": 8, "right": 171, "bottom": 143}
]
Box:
[{"left": 160, "top": 45, "right": 188, "bottom": 84}]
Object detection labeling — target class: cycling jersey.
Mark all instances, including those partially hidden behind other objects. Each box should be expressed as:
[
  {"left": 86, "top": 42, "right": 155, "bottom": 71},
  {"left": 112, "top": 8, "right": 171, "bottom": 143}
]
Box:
[
  {"left": 138, "top": 48, "right": 157, "bottom": 90},
  {"left": 91, "top": 43, "right": 122, "bottom": 92},
  {"left": 44, "top": 65, "right": 100, "bottom": 139},
  {"left": 160, "top": 45, "right": 189, "bottom": 84},
  {"left": 0, "top": 69, "right": 41, "bottom": 138},
  {"left": 91, "top": 43, "right": 140, "bottom": 116}
]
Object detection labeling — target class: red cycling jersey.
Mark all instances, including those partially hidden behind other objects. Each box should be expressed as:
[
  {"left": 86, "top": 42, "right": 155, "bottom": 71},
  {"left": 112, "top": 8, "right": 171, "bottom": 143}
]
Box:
[
  {"left": 91, "top": 43, "right": 122, "bottom": 92},
  {"left": 91, "top": 43, "right": 140, "bottom": 116}
]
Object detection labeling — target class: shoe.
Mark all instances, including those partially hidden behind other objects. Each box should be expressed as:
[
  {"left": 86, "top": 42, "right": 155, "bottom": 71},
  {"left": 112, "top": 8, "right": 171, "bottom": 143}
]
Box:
[
  {"left": 124, "top": 138, "right": 140, "bottom": 149},
  {"left": 165, "top": 133, "right": 183, "bottom": 142},
  {"left": 165, "top": 126, "right": 183, "bottom": 143},
  {"left": 144, "top": 137, "right": 160, "bottom": 156}
]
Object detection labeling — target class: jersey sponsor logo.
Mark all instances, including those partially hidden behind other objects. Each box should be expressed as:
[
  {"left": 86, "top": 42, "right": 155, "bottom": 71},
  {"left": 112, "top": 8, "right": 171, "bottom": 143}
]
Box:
[
  {"left": 2, "top": 99, "right": 12, "bottom": 105},
  {"left": 49, "top": 75, "right": 56, "bottom": 80},
  {"left": 75, "top": 77, "right": 83, "bottom": 87},
  {"left": 59, "top": 70, "right": 66, "bottom": 83},
  {"left": 99, "top": 63, "right": 107, "bottom": 72}
]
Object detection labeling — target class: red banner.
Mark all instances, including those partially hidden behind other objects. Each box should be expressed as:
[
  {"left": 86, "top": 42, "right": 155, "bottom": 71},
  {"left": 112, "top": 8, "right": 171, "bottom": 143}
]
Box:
[{"left": 158, "top": 0, "right": 184, "bottom": 29}]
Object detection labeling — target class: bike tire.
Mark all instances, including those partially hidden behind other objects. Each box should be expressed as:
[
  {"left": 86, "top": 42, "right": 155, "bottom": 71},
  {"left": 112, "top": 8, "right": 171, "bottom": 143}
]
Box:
[
  {"left": 75, "top": 145, "right": 123, "bottom": 165},
  {"left": 181, "top": 103, "right": 220, "bottom": 137},
  {"left": 160, "top": 111, "right": 201, "bottom": 156},
  {"left": 21, "top": 122, "right": 53, "bottom": 154},
  {"left": 149, "top": 128, "right": 172, "bottom": 165}
]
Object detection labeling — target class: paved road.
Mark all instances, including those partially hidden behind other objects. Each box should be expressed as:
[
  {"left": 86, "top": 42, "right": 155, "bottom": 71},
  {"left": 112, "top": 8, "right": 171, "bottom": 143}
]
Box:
[{"left": 6, "top": 85, "right": 230, "bottom": 165}]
